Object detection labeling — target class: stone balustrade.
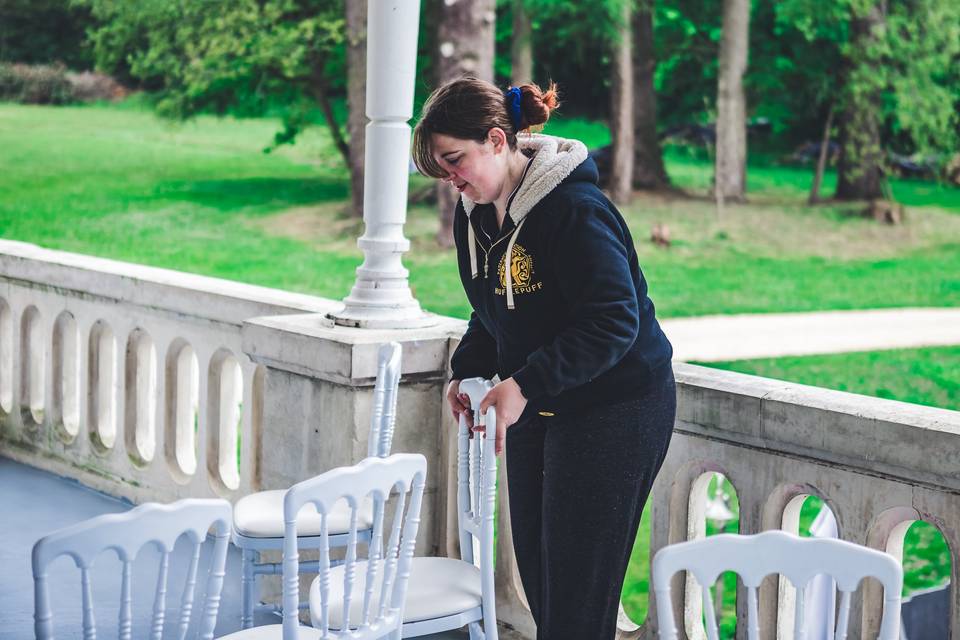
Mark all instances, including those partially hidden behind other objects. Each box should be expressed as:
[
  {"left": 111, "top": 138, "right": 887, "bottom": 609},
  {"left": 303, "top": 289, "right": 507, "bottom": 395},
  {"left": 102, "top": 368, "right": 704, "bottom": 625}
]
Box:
[
  {"left": 610, "top": 362, "right": 960, "bottom": 639},
  {"left": 436, "top": 350, "right": 960, "bottom": 639},
  {"left": 0, "top": 239, "right": 344, "bottom": 502},
  {"left": 3, "top": 239, "right": 958, "bottom": 639},
  {"left": 0, "top": 239, "right": 462, "bottom": 556}
]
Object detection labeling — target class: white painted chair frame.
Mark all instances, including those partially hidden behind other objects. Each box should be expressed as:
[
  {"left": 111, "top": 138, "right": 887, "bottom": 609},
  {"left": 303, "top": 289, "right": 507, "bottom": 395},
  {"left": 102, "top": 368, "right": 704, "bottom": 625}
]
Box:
[
  {"left": 216, "top": 454, "right": 427, "bottom": 640},
  {"left": 32, "top": 498, "right": 233, "bottom": 640},
  {"left": 652, "top": 530, "right": 904, "bottom": 640},
  {"left": 401, "top": 377, "right": 498, "bottom": 639},
  {"left": 304, "top": 454, "right": 426, "bottom": 639},
  {"left": 234, "top": 342, "right": 402, "bottom": 626}
]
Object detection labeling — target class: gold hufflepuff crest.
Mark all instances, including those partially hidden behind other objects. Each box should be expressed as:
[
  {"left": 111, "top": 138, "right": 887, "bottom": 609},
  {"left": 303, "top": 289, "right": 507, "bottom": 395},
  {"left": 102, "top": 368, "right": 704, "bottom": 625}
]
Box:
[
  {"left": 499, "top": 243, "right": 534, "bottom": 288},
  {"left": 493, "top": 243, "right": 543, "bottom": 297}
]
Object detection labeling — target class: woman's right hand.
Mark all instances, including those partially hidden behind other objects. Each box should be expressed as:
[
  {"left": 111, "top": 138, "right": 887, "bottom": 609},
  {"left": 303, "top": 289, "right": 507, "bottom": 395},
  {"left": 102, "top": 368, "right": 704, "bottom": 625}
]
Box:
[{"left": 446, "top": 379, "right": 474, "bottom": 431}]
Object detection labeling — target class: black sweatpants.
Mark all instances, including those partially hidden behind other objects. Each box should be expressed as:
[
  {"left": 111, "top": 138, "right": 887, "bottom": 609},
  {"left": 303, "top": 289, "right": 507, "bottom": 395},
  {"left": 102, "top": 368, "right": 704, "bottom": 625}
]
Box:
[{"left": 505, "top": 367, "right": 676, "bottom": 640}]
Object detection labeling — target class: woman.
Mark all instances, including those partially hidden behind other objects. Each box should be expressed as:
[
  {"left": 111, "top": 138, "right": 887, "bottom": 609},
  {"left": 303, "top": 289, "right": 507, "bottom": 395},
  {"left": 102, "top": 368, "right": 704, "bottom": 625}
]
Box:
[{"left": 412, "top": 76, "right": 676, "bottom": 639}]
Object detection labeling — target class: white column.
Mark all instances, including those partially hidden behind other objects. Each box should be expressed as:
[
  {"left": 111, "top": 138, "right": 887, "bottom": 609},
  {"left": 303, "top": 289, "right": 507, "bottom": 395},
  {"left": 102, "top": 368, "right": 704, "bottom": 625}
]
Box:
[{"left": 331, "top": 0, "right": 436, "bottom": 329}]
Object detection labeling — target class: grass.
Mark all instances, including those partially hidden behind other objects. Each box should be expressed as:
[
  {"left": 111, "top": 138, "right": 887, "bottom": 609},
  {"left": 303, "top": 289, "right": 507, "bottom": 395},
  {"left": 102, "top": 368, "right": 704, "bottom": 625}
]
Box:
[
  {"left": 3, "top": 99, "right": 958, "bottom": 634},
  {"left": 699, "top": 345, "right": 960, "bottom": 412},
  {"left": 3, "top": 102, "right": 960, "bottom": 321}
]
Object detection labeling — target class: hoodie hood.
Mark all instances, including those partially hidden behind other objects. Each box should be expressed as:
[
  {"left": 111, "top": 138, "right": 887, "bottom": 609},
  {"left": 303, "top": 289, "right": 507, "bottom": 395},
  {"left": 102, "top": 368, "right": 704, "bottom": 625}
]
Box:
[
  {"left": 461, "top": 134, "right": 591, "bottom": 225},
  {"left": 459, "top": 134, "right": 591, "bottom": 310}
]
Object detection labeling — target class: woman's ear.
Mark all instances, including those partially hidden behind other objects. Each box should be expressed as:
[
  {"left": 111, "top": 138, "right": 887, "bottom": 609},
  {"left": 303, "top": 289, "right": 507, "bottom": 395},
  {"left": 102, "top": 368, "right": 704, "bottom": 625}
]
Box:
[{"left": 488, "top": 127, "right": 508, "bottom": 153}]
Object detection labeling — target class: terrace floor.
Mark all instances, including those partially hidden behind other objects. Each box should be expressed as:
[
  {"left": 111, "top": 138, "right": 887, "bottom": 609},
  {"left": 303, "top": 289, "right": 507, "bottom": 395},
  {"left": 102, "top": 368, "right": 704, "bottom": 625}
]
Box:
[{"left": 0, "top": 456, "right": 470, "bottom": 639}]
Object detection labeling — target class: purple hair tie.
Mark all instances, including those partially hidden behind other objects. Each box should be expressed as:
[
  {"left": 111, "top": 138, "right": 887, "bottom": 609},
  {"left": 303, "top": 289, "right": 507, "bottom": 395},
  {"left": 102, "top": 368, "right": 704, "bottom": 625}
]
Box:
[{"left": 505, "top": 87, "right": 523, "bottom": 131}]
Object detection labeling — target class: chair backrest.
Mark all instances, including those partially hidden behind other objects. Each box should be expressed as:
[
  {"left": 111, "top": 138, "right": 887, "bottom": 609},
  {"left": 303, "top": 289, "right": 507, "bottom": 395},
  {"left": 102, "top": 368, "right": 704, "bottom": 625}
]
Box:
[
  {"left": 367, "top": 342, "right": 402, "bottom": 459},
  {"left": 32, "top": 498, "right": 232, "bottom": 640},
  {"left": 455, "top": 378, "right": 498, "bottom": 624},
  {"left": 284, "top": 453, "right": 427, "bottom": 640},
  {"left": 652, "top": 530, "right": 903, "bottom": 640}
]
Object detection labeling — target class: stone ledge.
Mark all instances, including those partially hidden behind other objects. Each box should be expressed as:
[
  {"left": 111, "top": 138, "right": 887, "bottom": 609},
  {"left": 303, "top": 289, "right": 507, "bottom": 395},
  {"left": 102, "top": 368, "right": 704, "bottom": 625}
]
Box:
[
  {"left": 0, "top": 239, "right": 339, "bottom": 325},
  {"left": 674, "top": 362, "right": 960, "bottom": 492},
  {"left": 243, "top": 312, "right": 468, "bottom": 385}
]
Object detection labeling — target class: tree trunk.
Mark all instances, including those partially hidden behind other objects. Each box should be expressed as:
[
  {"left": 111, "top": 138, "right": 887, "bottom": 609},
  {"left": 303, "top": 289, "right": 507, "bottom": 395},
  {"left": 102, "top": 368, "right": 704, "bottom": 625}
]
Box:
[
  {"left": 346, "top": 0, "right": 367, "bottom": 218},
  {"left": 714, "top": 0, "right": 750, "bottom": 203},
  {"left": 835, "top": 4, "right": 885, "bottom": 201},
  {"left": 435, "top": 0, "right": 496, "bottom": 247},
  {"left": 609, "top": 0, "right": 634, "bottom": 205},
  {"left": 633, "top": 0, "right": 670, "bottom": 190},
  {"left": 308, "top": 61, "right": 350, "bottom": 167},
  {"left": 809, "top": 104, "right": 834, "bottom": 205},
  {"left": 511, "top": 0, "right": 533, "bottom": 86}
]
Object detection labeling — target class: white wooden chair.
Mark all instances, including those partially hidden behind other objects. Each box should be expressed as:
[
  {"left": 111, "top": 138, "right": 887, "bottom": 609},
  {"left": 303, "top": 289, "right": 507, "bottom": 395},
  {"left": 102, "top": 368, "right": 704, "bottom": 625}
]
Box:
[
  {"left": 32, "top": 498, "right": 233, "bottom": 640},
  {"left": 652, "top": 530, "right": 904, "bottom": 640},
  {"left": 218, "top": 453, "right": 428, "bottom": 640},
  {"left": 234, "top": 342, "right": 402, "bottom": 627},
  {"left": 341, "top": 376, "right": 498, "bottom": 639}
]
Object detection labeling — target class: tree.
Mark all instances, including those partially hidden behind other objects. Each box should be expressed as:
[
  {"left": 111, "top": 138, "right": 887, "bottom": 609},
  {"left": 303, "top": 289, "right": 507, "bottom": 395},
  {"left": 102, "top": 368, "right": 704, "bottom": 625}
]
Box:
[
  {"left": 777, "top": 0, "right": 960, "bottom": 202},
  {"left": 834, "top": 4, "right": 884, "bottom": 200},
  {"left": 608, "top": 0, "right": 634, "bottom": 204},
  {"left": 632, "top": 0, "right": 670, "bottom": 190},
  {"left": 511, "top": 0, "right": 533, "bottom": 86},
  {"left": 714, "top": 0, "right": 750, "bottom": 203},
  {"left": 0, "top": 0, "right": 93, "bottom": 69},
  {"left": 435, "top": 0, "right": 496, "bottom": 247},
  {"left": 520, "top": 0, "right": 662, "bottom": 201},
  {"left": 346, "top": 0, "right": 367, "bottom": 218},
  {"left": 79, "top": 0, "right": 358, "bottom": 208}
]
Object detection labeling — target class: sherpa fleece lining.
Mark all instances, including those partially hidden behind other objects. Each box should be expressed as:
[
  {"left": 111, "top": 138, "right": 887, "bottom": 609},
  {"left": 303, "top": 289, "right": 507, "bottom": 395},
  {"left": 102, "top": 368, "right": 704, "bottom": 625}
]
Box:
[{"left": 460, "top": 134, "right": 589, "bottom": 225}]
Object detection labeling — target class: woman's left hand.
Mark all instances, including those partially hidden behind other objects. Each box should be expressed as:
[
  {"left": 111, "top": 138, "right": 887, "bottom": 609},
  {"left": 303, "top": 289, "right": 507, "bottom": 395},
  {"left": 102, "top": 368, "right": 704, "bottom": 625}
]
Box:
[{"left": 477, "top": 377, "right": 527, "bottom": 455}]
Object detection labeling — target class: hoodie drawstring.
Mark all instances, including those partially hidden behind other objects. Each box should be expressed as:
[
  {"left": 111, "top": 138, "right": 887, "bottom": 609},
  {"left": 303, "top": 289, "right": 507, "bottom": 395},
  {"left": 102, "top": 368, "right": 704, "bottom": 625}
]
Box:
[
  {"left": 468, "top": 222, "right": 479, "bottom": 279},
  {"left": 504, "top": 218, "right": 527, "bottom": 310},
  {"left": 467, "top": 214, "right": 527, "bottom": 309}
]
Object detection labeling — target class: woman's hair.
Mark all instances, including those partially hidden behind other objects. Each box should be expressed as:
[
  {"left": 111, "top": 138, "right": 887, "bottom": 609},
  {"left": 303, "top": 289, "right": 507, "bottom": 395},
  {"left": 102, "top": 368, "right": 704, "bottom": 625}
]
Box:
[{"left": 412, "top": 76, "right": 560, "bottom": 179}]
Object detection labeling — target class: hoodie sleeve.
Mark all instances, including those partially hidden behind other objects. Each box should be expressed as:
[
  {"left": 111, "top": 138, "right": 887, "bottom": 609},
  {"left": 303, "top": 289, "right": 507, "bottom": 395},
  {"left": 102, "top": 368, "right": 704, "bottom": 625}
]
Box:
[
  {"left": 450, "top": 311, "right": 499, "bottom": 381},
  {"left": 511, "top": 199, "right": 640, "bottom": 400}
]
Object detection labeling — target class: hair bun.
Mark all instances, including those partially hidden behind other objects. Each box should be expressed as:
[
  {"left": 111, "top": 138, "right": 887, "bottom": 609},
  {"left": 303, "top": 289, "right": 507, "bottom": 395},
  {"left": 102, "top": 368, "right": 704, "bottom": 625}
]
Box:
[{"left": 518, "top": 81, "right": 560, "bottom": 131}]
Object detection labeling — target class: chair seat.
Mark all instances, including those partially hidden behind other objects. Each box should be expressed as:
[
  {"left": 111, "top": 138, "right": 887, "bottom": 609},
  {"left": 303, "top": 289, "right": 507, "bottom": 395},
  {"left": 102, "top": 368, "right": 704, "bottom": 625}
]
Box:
[
  {"left": 216, "top": 624, "right": 322, "bottom": 639},
  {"left": 309, "top": 556, "right": 482, "bottom": 629},
  {"left": 234, "top": 491, "right": 375, "bottom": 539}
]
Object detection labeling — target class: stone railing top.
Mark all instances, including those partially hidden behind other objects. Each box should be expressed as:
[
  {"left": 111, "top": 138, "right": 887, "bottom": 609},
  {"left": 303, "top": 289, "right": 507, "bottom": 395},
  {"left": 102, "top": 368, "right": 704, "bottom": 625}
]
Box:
[
  {"left": 0, "top": 239, "right": 341, "bottom": 325},
  {"left": 0, "top": 239, "right": 471, "bottom": 386},
  {"left": 673, "top": 362, "right": 960, "bottom": 493},
  {"left": 243, "top": 312, "right": 467, "bottom": 385}
]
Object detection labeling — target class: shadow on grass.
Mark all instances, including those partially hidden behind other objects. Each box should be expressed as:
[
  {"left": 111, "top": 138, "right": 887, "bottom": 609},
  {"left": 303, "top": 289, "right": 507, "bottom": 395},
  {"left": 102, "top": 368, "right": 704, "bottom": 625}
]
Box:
[{"left": 155, "top": 176, "right": 349, "bottom": 212}]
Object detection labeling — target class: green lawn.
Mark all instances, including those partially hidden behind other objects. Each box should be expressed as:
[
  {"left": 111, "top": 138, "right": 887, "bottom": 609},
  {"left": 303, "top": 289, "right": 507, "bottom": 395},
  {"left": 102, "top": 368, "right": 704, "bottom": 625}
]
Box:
[
  {"left": 2, "top": 102, "right": 959, "bottom": 321},
  {"left": 3, "top": 100, "right": 958, "bottom": 634},
  {"left": 4, "top": 100, "right": 956, "bottom": 405},
  {"left": 701, "top": 345, "right": 960, "bottom": 412}
]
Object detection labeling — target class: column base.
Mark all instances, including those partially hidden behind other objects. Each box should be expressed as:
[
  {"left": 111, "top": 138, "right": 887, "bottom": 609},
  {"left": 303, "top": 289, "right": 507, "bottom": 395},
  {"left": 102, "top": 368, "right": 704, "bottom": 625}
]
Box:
[{"left": 329, "top": 303, "right": 439, "bottom": 329}]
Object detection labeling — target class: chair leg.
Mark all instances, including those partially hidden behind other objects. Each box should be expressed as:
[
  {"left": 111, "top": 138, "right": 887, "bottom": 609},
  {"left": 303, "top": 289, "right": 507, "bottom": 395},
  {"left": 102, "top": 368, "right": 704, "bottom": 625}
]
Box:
[
  {"left": 468, "top": 621, "right": 484, "bottom": 640},
  {"left": 240, "top": 548, "right": 256, "bottom": 629},
  {"left": 482, "top": 607, "right": 498, "bottom": 640}
]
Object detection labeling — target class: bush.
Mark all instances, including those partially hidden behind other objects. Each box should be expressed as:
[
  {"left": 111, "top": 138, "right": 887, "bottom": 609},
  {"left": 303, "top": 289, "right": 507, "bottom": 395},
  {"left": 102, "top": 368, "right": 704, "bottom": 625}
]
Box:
[
  {"left": 65, "top": 71, "right": 129, "bottom": 102},
  {"left": 0, "top": 63, "right": 74, "bottom": 104},
  {"left": 0, "top": 64, "right": 129, "bottom": 104}
]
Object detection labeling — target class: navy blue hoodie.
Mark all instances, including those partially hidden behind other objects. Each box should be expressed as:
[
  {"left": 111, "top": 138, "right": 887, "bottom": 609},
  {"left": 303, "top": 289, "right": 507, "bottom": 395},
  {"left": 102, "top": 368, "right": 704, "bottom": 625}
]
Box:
[{"left": 449, "top": 135, "right": 673, "bottom": 419}]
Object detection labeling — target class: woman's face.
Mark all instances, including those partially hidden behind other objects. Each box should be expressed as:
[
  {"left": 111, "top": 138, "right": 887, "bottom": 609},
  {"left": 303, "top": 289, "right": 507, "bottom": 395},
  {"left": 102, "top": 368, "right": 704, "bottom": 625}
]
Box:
[{"left": 430, "top": 130, "right": 510, "bottom": 204}]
